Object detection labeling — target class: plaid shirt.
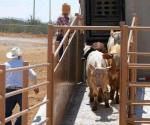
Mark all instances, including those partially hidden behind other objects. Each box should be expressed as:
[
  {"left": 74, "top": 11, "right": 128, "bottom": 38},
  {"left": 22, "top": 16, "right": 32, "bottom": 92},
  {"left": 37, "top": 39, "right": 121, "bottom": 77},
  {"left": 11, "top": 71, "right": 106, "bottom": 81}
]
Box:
[{"left": 57, "top": 16, "right": 70, "bottom": 35}]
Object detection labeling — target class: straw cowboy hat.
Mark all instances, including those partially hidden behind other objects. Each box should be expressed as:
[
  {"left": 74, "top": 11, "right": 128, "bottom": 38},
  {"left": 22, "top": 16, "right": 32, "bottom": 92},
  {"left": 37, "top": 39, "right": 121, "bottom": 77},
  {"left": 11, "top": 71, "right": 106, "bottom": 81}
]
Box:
[
  {"left": 6, "top": 47, "right": 22, "bottom": 59},
  {"left": 62, "top": 3, "right": 71, "bottom": 15}
]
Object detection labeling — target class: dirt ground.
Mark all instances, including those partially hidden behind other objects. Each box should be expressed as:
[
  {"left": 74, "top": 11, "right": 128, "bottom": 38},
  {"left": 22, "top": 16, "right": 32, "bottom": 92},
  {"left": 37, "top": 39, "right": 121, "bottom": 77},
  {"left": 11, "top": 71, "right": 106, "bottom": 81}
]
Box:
[{"left": 0, "top": 33, "right": 48, "bottom": 124}]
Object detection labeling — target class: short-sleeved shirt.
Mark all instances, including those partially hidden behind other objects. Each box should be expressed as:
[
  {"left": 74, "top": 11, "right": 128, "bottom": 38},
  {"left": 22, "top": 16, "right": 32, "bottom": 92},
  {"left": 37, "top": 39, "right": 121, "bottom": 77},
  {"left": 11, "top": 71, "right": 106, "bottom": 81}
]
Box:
[
  {"left": 56, "top": 16, "right": 70, "bottom": 36},
  {"left": 5, "top": 58, "right": 36, "bottom": 88}
]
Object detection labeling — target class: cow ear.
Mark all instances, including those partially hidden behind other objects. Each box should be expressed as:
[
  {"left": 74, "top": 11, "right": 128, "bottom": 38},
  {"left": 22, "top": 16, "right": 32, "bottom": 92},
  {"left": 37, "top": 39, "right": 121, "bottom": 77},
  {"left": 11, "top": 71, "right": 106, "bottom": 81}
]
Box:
[
  {"left": 103, "top": 53, "right": 113, "bottom": 59},
  {"left": 110, "top": 30, "right": 114, "bottom": 36}
]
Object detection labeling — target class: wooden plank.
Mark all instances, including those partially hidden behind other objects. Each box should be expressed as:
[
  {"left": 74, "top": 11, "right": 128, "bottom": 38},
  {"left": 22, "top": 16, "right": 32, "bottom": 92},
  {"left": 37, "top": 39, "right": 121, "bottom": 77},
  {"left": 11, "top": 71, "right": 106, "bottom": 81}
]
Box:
[
  {"left": 120, "top": 25, "right": 128, "bottom": 125},
  {"left": 22, "top": 62, "right": 29, "bottom": 125},
  {"left": 0, "top": 65, "right": 5, "bottom": 125}
]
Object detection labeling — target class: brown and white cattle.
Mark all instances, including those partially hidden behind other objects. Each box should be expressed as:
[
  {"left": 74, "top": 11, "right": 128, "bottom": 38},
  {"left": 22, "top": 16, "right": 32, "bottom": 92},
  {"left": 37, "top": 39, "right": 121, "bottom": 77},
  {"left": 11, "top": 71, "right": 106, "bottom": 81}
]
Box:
[
  {"left": 86, "top": 50, "right": 111, "bottom": 111},
  {"left": 107, "top": 31, "right": 121, "bottom": 104}
]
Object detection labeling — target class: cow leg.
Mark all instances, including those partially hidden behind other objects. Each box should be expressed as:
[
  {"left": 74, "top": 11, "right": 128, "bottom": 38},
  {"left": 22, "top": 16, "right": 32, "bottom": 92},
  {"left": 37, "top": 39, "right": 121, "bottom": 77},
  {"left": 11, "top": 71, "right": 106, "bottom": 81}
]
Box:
[
  {"left": 110, "top": 88, "right": 115, "bottom": 101},
  {"left": 92, "top": 96, "right": 98, "bottom": 111},
  {"left": 98, "top": 88, "right": 102, "bottom": 103},
  {"left": 104, "top": 92, "right": 110, "bottom": 108},
  {"left": 115, "top": 88, "right": 119, "bottom": 104},
  {"left": 89, "top": 88, "right": 94, "bottom": 102}
]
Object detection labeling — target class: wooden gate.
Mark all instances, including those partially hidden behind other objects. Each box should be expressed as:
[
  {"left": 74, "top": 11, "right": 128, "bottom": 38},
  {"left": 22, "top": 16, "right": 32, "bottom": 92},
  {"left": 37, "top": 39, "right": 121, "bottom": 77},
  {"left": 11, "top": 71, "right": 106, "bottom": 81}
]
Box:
[{"left": 120, "top": 16, "right": 150, "bottom": 124}]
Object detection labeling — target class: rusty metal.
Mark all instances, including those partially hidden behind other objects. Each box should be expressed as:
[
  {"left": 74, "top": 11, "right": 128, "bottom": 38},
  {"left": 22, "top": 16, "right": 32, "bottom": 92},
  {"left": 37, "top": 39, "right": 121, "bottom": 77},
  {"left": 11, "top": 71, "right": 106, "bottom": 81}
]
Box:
[
  {"left": 0, "top": 65, "right": 6, "bottom": 125},
  {"left": 120, "top": 25, "right": 128, "bottom": 125}
]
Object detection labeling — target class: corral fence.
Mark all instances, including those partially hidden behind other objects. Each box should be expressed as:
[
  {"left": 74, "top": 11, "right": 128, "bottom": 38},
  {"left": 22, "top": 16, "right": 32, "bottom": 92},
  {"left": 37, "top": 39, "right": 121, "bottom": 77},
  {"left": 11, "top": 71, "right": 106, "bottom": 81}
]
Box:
[
  {"left": 1, "top": 14, "right": 150, "bottom": 125},
  {"left": 120, "top": 15, "right": 150, "bottom": 124}
]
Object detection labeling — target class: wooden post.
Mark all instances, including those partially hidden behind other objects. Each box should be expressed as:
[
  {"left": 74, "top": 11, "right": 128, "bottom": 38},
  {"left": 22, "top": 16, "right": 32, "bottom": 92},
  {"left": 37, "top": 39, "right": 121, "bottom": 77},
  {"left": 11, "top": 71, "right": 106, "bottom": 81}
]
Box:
[
  {"left": 0, "top": 65, "right": 6, "bottom": 125},
  {"left": 22, "top": 62, "right": 29, "bottom": 125},
  {"left": 120, "top": 25, "right": 128, "bottom": 125},
  {"left": 47, "top": 24, "right": 54, "bottom": 125}
]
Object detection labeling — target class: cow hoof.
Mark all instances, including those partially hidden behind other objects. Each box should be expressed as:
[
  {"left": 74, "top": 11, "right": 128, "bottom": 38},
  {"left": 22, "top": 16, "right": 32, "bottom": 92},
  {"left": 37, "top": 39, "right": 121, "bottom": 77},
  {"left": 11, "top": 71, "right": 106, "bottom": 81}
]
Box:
[
  {"left": 90, "top": 97, "right": 94, "bottom": 102},
  {"left": 98, "top": 97, "right": 102, "bottom": 103},
  {"left": 105, "top": 103, "right": 110, "bottom": 108},
  {"left": 116, "top": 99, "right": 119, "bottom": 104},
  {"left": 92, "top": 105, "right": 97, "bottom": 111}
]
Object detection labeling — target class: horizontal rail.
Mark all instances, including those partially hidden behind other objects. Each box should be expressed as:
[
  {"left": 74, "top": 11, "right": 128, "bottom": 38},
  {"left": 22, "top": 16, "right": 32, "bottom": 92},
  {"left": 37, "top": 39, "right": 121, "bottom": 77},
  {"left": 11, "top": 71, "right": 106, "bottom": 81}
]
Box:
[
  {"left": 128, "top": 63, "right": 150, "bottom": 69},
  {"left": 128, "top": 100, "right": 150, "bottom": 105},
  {"left": 52, "top": 25, "right": 120, "bottom": 31},
  {"left": 129, "top": 26, "right": 150, "bottom": 31},
  {"left": 128, "top": 52, "right": 150, "bottom": 56},
  {"left": 128, "top": 118, "right": 150, "bottom": 124},
  {"left": 5, "top": 100, "right": 48, "bottom": 123},
  {"left": 6, "top": 63, "right": 49, "bottom": 72},
  {"left": 5, "top": 81, "right": 49, "bottom": 98},
  {"left": 129, "top": 83, "right": 150, "bottom": 88}
]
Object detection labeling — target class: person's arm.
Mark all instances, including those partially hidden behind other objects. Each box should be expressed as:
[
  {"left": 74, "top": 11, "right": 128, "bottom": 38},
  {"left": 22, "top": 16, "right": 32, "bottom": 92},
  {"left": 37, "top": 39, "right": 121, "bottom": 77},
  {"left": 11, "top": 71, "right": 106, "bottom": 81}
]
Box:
[{"left": 29, "top": 69, "right": 39, "bottom": 94}]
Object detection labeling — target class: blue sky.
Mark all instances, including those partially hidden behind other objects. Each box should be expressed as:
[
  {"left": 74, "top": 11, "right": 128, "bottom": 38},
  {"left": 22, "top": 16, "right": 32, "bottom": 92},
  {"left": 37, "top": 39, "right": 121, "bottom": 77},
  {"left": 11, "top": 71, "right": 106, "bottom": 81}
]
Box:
[{"left": 0, "top": 0, "right": 80, "bottom": 22}]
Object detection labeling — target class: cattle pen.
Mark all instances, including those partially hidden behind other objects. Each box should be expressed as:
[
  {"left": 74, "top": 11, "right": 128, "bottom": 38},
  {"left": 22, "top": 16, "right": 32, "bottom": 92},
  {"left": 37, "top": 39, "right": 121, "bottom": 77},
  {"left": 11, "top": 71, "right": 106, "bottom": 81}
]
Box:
[{"left": 0, "top": 13, "right": 150, "bottom": 125}]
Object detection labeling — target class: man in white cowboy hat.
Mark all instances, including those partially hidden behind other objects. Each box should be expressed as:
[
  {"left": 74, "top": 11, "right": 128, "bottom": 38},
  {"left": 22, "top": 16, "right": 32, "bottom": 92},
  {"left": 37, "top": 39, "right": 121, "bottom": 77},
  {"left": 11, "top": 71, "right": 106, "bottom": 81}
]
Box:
[{"left": 5, "top": 47, "right": 39, "bottom": 125}]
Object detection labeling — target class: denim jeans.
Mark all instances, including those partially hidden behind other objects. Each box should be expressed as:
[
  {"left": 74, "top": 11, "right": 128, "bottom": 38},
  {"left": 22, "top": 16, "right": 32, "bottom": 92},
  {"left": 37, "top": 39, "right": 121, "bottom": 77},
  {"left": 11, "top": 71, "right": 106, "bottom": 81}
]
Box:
[
  {"left": 135, "top": 88, "right": 145, "bottom": 125},
  {"left": 5, "top": 89, "right": 22, "bottom": 125}
]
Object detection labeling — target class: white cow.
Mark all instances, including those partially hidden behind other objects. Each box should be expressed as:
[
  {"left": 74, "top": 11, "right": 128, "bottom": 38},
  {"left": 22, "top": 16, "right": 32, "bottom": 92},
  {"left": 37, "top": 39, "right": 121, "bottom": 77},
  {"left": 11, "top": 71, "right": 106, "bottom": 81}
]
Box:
[{"left": 86, "top": 50, "right": 111, "bottom": 111}]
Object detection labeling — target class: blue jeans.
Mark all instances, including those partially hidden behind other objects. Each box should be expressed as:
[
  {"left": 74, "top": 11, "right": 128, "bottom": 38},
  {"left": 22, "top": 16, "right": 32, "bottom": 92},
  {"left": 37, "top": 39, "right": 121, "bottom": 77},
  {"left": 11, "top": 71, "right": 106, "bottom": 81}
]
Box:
[
  {"left": 5, "top": 89, "right": 22, "bottom": 125},
  {"left": 135, "top": 88, "right": 145, "bottom": 125}
]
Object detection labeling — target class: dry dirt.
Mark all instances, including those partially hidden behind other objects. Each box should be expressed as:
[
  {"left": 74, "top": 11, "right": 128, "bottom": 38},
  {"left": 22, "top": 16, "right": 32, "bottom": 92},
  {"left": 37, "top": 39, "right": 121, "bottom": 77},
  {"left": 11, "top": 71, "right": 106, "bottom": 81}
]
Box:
[{"left": 0, "top": 33, "right": 48, "bottom": 124}]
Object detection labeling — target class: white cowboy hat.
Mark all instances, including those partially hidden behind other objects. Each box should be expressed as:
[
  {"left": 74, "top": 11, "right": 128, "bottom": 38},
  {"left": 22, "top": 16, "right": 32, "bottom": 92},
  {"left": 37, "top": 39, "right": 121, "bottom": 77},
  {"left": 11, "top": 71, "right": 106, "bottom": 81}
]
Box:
[{"left": 6, "top": 47, "right": 22, "bottom": 59}]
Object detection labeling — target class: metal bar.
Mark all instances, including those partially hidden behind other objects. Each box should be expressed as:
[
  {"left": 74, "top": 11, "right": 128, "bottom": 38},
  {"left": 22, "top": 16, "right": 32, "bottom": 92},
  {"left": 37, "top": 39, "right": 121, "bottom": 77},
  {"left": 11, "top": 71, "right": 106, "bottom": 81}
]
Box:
[
  {"left": 22, "top": 62, "right": 29, "bottom": 125},
  {"left": 127, "top": 118, "right": 150, "bottom": 123},
  {"left": 120, "top": 25, "right": 128, "bottom": 125},
  {"left": 128, "top": 52, "right": 150, "bottom": 56},
  {"left": 128, "top": 100, "right": 150, "bottom": 105},
  {"left": 127, "top": 17, "right": 136, "bottom": 52},
  {"left": 129, "top": 83, "right": 150, "bottom": 87},
  {"left": 52, "top": 25, "right": 120, "bottom": 31},
  {"left": 6, "top": 63, "right": 49, "bottom": 72},
  {"left": 47, "top": 24, "right": 54, "bottom": 125},
  {"left": 5, "top": 100, "right": 48, "bottom": 123},
  {"left": 54, "top": 31, "right": 77, "bottom": 72},
  {"left": 129, "top": 26, "right": 150, "bottom": 31},
  {"left": 54, "top": 16, "right": 77, "bottom": 57},
  {"left": 5, "top": 81, "right": 49, "bottom": 98},
  {"left": 0, "top": 65, "right": 6, "bottom": 125},
  {"left": 128, "top": 63, "right": 150, "bottom": 69}
]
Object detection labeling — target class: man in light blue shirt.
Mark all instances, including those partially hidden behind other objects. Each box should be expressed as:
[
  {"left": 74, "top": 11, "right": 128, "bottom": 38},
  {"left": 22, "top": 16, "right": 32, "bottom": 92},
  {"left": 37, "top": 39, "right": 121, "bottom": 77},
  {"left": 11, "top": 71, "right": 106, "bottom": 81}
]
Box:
[{"left": 5, "top": 47, "right": 39, "bottom": 125}]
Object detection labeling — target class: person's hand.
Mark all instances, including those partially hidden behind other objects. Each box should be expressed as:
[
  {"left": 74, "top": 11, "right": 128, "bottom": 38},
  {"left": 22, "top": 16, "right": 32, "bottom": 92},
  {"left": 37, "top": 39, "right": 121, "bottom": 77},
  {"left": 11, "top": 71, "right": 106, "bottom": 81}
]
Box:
[{"left": 34, "top": 88, "right": 39, "bottom": 94}]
